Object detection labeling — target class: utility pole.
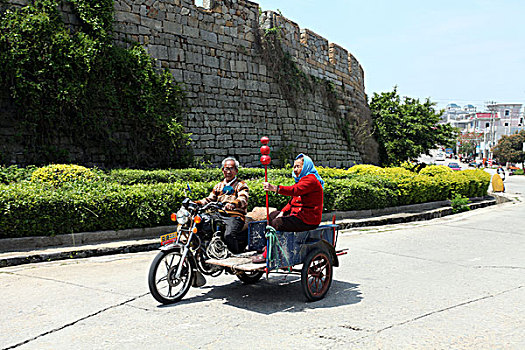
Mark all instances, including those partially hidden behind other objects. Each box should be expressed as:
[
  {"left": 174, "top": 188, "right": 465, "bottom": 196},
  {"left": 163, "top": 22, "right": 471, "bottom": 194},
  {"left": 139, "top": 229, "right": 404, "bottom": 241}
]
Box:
[{"left": 485, "top": 101, "right": 498, "bottom": 161}]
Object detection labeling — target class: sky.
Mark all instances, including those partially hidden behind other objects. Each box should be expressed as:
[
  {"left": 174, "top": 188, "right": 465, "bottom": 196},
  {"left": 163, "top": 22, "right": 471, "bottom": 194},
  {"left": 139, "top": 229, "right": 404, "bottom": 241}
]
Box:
[{"left": 255, "top": 0, "right": 525, "bottom": 111}]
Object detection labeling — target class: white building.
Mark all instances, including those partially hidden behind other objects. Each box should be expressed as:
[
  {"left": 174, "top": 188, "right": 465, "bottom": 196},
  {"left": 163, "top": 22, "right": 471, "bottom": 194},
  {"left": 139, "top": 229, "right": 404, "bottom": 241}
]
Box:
[
  {"left": 440, "top": 102, "right": 524, "bottom": 159},
  {"left": 440, "top": 103, "right": 477, "bottom": 127},
  {"left": 441, "top": 103, "right": 523, "bottom": 138},
  {"left": 487, "top": 103, "right": 523, "bottom": 139}
]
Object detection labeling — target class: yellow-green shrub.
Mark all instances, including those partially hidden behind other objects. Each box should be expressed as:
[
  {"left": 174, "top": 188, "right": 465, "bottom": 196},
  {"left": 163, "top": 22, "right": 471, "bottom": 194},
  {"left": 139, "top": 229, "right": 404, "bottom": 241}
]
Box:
[
  {"left": 399, "top": 161, "right": 417, "bottom": 171},
  {"left": 347, "top": 164, "right": 386, "bottom": 175},
  {"left": 383, "top": 167, "right": 414, "bottom": 178},
  {"left": 316, "top": 166, "right": 353, "bottom": 179},
  {"left": 419, "top": 165, "right": 453, "bottom": 176},
  {"left": 458, "top": 169, "right": 491, "bottom": 197},
  {"left": 31, "top": 164, "right": 99, "bottom": 187}
]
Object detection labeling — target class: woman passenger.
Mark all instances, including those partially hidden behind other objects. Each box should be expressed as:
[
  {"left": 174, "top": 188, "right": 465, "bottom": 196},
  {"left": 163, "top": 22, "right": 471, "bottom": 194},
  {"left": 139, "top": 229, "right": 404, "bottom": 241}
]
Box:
[{"left": 263, "top": 153, "right": 324, "bottom": 232}]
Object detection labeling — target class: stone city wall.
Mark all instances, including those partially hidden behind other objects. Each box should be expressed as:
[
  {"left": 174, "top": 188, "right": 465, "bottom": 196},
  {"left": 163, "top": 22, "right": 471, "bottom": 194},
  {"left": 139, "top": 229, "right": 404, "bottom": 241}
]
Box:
[{"left": 1, "top": 0, "right": 378, "bottom": 167}]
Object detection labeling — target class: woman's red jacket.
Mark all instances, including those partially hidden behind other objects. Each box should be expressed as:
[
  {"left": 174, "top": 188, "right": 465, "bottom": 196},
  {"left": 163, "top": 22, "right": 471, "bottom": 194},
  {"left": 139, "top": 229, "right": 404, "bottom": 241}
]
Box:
[{"left": 277, "top": 174, "right": 324, "bottom": 226}]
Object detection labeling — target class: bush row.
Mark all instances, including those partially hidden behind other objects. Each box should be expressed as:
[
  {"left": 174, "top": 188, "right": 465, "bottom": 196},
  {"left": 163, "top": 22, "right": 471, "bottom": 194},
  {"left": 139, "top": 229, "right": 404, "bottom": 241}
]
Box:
[
  {"left": 0, "top": 181, "right": 212, "bottom": 238},
  {"left": 0, "top": 163, "right": 462, "bottom": 185},
  {"left": 1, "top": 165, "right": 292, "bottom": 185},
  {"left": 106, "top": 167, "right": 293, "bottom": 184},
  {"left": 0, "top": 168, "right": 490, "bottom": 238}
]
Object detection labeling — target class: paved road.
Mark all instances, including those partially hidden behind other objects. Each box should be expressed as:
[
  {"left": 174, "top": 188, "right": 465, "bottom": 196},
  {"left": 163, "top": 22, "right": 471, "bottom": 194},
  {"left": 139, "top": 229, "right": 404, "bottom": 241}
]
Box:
[{"left": 1, "top": 181, "right": 524, "bottom": 349}]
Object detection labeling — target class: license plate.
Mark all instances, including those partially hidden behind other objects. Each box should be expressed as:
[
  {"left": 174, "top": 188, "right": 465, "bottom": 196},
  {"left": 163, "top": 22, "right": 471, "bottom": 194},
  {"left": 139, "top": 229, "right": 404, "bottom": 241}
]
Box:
[{"left": 160, "top": 232, "right": 177, "bottom": 244}]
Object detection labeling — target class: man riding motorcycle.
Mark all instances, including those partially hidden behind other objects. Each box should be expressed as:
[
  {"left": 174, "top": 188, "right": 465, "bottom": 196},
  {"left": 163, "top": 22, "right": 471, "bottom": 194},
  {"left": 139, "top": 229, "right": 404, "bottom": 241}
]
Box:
[{"left": 195, "top": 157, "right": 249, "bottom": 254}]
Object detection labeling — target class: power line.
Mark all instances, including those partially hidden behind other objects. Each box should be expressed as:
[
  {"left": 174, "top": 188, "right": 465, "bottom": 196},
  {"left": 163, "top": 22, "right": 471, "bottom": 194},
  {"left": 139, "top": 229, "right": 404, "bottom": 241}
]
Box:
[{"left": 433, "top": 98, "right": 524, "bottom": 103}]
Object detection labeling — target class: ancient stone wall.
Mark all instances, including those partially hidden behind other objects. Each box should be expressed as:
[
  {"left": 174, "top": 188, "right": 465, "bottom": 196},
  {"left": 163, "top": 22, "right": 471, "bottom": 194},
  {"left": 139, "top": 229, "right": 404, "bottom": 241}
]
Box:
[{"left": 1, "top": 0, "right": 379, "bottom": 167}]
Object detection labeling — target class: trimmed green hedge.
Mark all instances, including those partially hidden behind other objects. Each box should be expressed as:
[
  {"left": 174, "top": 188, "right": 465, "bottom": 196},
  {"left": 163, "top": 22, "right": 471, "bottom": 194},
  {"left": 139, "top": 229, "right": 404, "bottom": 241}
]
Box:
[
  {"left": 106, "top": 167, "right": 293, "bottom": 184},
  {"left": 0, "top": 181, "right": 213, "bottom": 238},
  {"left": 0, "top": 166, "right": 491, "bottom": 238},
  {"left": 0, "top": 165, "right": 36, "bottom": 184}
]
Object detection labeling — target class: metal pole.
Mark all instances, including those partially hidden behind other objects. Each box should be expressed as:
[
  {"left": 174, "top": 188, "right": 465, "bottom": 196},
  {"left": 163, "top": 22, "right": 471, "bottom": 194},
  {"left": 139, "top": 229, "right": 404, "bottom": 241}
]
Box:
[
  {"left": 260, "top": 136, "right": 271, "bottom": 225},
  {"left": 486, "top": 101, "right": 497, "bottom": 161},
  {"left": 265, "top": 165, "right": 269, "bottom": 225},
  {"left": 491, "top": 107, "right": 495, "bottom": 159}
]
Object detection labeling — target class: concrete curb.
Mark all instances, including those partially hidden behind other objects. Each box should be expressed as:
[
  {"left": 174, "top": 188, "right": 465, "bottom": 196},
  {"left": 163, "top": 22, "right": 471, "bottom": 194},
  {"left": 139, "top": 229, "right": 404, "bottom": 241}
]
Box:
[
  {"left": 0, "top": 225, "right": 177, "bottom": 252},
  {"left": 0, "top": 242, "right": 159, "bottom": 268},
  {"left": 335, "top": 197, "right": 497, "bottom": 229},
  {"left": 0, "top": 196, "right": 499, "bottom": 268}
]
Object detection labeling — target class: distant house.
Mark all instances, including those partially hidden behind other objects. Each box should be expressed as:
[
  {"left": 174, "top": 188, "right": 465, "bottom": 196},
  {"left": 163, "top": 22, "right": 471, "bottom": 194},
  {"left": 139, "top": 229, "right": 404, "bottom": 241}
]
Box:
[
  {"left": 441, "top": 102, "right": 523, "bottom": 138},
  {"left": 440, "top": 102, "right": 524, "bottom": 158},
  {"left": 440, "top": 103, "right": 477, "bottom": 130},
  {"left": 487, "top": 103, "right": 523, "bottom": 138}
]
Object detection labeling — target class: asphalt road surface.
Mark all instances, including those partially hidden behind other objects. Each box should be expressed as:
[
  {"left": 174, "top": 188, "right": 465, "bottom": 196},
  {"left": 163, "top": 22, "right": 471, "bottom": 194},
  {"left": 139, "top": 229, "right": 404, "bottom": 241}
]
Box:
[{"left": 1, "top": 183, "right": 524, "bottom": 349}]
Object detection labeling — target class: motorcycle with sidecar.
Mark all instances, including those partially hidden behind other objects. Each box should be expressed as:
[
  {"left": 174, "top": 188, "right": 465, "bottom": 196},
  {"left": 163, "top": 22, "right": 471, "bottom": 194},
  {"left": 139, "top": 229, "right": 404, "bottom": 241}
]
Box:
[{"left": 148, "top": 198, "right": 346, "bottom": 304}]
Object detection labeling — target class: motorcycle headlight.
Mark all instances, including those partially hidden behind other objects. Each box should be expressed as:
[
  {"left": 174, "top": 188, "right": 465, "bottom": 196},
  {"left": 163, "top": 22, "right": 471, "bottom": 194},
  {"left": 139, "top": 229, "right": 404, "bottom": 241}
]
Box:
[{"left": 176, "top": 208, "right": 190, "bottom": 225}]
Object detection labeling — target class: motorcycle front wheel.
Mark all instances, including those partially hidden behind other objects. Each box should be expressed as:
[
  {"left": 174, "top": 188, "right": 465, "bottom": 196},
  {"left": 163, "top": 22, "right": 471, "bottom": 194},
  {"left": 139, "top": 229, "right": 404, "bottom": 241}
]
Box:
[{"left": 148, "top": 250, "right": 194, "bottom": 304}]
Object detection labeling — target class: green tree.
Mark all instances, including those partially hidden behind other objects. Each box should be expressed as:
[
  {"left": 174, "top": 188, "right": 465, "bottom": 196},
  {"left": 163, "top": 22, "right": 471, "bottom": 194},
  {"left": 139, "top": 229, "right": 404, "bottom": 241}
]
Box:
[
  {"left": 0, "top": 0, "right": 190, "bottom": 168},
  {"left": 492, "top": 130, "right": 525, "bottom": 168},
  {"left": 370, "top": 87, "right": 457, "bottom": 166}
]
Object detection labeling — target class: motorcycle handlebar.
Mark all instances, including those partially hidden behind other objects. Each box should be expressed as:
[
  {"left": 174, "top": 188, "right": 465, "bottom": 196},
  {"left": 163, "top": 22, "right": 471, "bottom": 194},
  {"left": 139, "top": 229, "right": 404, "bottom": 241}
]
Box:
[{"left": 198, "top": 201, "right": 224, "bottom": 212}]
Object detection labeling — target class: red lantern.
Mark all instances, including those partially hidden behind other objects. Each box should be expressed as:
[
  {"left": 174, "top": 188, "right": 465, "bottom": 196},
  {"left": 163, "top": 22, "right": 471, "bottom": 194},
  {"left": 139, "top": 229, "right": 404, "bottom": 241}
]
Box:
[
  {"left": 260, "top": 155, "right": 271, "bottom": 165},
  {"left": 260, "top": 145, "right": 270, "bottom": 155},
  {"left": 259, "top": 136, "right": 271, "bottom": 225}
]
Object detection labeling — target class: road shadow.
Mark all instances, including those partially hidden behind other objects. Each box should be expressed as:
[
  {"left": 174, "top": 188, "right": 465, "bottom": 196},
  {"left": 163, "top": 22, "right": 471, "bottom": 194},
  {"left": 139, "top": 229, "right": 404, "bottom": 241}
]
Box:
[{"left": 159, "top": 275, "right": 362, "bottom": 315}]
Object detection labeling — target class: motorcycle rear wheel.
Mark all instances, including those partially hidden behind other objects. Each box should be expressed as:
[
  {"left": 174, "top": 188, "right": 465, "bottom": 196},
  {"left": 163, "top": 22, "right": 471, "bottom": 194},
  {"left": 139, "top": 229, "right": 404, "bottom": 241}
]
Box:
[
  {"left": 148, "top": 250, "right": 194, "bottom": 304},
  {"left": 236, "top": 271, "right": 264, "bottom": 284}
]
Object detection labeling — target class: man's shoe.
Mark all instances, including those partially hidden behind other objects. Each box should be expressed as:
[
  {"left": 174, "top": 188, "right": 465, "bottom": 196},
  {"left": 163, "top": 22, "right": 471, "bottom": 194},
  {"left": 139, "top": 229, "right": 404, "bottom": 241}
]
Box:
[
  {"left": 251, "top": 254, "right": 265, "bottom": 263},
  {"left": 192, "top": 270, "right": 207, "bottom": 287}
]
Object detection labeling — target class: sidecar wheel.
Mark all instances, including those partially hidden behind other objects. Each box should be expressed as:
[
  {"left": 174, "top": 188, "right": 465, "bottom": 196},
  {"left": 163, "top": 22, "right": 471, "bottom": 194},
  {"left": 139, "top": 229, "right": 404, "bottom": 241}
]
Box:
[
  {"left": 237, "top": 271, "right": 264, "bottom": 284},
  {"left": 148, "top": 250, "right": 194, "bottom": 304},
  {"left": 301, "top": 248, "right": 333, "bottom": 302}
]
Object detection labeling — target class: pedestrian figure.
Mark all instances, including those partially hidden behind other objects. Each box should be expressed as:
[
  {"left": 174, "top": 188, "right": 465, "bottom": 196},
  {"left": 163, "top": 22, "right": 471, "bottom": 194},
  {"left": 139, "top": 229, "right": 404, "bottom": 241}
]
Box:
[{"left": 497, "top": 166, "right": 505, "bottom": 181}]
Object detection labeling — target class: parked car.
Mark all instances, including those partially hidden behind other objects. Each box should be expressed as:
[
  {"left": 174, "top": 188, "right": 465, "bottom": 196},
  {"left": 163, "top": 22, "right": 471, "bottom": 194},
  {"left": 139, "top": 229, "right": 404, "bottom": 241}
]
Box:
[
  {"left": 448, "top": 162, "right": 461, "bottom": 171},
  {"left": 468, "top": 160, "right": 482, "bottom": 168},
  {"left": 508, "top": 165, "right": 520, "bottom": 175},
  {"left": 435, "top": 152, "right": 445, "bottom": 161}
]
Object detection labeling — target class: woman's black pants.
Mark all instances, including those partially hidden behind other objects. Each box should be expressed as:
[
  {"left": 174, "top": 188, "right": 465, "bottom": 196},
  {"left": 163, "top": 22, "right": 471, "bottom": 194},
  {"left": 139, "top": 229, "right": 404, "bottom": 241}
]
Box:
[{"left": 268, "top": 210, "right": 318, "bottom": 232}]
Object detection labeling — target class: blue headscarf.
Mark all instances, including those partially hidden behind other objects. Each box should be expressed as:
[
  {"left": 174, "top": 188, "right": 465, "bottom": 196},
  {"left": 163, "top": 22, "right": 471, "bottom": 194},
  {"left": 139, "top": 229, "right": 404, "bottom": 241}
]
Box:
[{"left": 292, "top": 154, "right": 324, "bottom": 188}]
